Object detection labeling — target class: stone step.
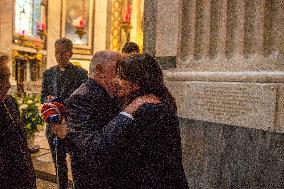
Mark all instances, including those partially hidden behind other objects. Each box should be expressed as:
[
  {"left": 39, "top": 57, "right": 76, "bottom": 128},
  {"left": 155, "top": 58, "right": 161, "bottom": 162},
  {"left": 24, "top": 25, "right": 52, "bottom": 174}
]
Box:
[
  {"left": 32, "top": 147, "right": 73, "bottom": 188},
  {"left": 36, "top": 178, "right": 57, "bottom": 189}
]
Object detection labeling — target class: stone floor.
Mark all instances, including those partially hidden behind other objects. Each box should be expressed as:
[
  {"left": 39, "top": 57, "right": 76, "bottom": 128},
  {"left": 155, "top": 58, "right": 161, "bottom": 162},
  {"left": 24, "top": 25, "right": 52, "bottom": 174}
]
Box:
[
  {"left": 32, "top": 126, "right": 73, "bottom": 188},
  {"left": 36, "top": 178, "right": 57, "bottom": 189}
]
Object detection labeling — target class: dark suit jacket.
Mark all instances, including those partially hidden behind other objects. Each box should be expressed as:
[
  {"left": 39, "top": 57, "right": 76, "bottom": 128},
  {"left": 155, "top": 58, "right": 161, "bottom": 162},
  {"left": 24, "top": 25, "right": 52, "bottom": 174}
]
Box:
[
  {"left": 41, "top": 63, "right": 88, "bottom": 140},
  {"left": 64, "top": 79, "right": 120, "bottom": 188},
  {"left": 0, "top": 96, "right": 36, "bottom": 189},
  {"left": 66, "top": 103, "right": 189, "bottom": 189},
  {"left": 41, "top": 63, "right": 88, "bottom": 103}
]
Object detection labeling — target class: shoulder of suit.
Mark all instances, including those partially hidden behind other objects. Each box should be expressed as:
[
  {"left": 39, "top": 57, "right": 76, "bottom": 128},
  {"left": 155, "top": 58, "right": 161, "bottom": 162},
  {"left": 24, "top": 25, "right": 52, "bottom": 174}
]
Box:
[
  {"left": 69, "top": 82, "right": 100, "bottom": 97},
  {"left": 5, "top": 95, "right": 17, "bottom": 104},
  {"left": 5, "top": 95, "right": 19, "bottom": 111},
  {"left": 43, "top": 65, "right": 58, "bottom": 75},
  {"left": 134, "top": 103, "right": 177, "bottom": 124},
  {"left": 66, "top": 84, "right": 108, "bottom": 108},
  {"left": 140, "top": 103, "right": 165, "bottom": 110},
  {"left": 71, "top": 64, "right": 88, "bottom": 74},
  {"left": 69, "top": 83, "right": 87, "bottom": 96},
  {"left": 72, "top": 83, "right": 109, "bottom": 104},
  {"left": 135, "top": 103, "right": 165, "bottom": 117}
]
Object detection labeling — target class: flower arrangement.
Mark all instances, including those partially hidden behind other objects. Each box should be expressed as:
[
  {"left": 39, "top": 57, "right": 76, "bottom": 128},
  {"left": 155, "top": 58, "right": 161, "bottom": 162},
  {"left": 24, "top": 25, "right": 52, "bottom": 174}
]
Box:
[{"left": 12, "top": 93, "right": 44, "bottom": 138}]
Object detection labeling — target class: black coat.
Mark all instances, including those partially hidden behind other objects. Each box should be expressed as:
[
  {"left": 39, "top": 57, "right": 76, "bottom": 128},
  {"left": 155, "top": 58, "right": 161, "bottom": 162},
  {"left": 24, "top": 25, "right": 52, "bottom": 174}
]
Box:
[
  {"left": 41, "top": 63, "right": 88, "bottom": 103},
  {"left": 41, "top": 63, "right": 88, "bottom": 140},
  {"left": 65, "top": 79, "right": 120, "bottom": 188},
  {"left": 0, "top": 96, "right": 36, "bottom": 189},
  {"left": 67, "top": 103, "right": 189, "bottom": 189}
]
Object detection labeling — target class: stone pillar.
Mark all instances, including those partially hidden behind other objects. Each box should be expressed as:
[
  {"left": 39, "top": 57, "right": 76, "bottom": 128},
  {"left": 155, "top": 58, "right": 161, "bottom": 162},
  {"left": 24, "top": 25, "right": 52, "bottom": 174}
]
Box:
[
  {"left": 143, "top": 0, "right": 157, "bottom": 55},
  {"left": 277, "top": 0, "right": 284, "bottom": 56},
  {"left": 244, "top": 0, "right": 265, "bottom": 56},
  {"left": 209, "top": 0, "right": 227, "bottom": 59},
  {"left": 144, "top": 0, "right": 181, "bottom": 68},
  {"left": 226, "top": 0, "right": 245, "bottom": 58},
  {"left": 194, "top": 0, "right": 211, "bottom": 60},
  {"left": 264, "top": 0, "right": 284, "bottom": 56},
  {"left": 179, "top": 0, "right": 196, "bottom": 62},
  {"left": 0, "top": 0, "right": 14, "bottom": 84},
  {"left": 0, "top": 0, "right": 13, "bottom": 56},
  {"left": 155, "top": 0, "right": 181, "bottom": 57}
]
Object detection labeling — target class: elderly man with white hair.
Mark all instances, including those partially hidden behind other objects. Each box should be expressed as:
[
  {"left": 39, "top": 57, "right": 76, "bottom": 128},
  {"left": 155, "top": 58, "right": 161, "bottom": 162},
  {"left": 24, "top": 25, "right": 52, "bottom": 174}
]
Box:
[{"left": 63, "top": 50, "right": 122, "bottom": 188}]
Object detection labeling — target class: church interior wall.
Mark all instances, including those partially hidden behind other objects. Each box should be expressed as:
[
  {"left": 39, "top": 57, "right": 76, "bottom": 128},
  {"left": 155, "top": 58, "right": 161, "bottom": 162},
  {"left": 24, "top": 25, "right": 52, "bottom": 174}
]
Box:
[
  {"left": 0, "top": 0, "right": 113, "bottom": 94},
  {"left": 2, "top": 0, "right": 282, "bottom": 187},
  {"left": 1, "top": 0, "right": 142, "bottom": 92}
]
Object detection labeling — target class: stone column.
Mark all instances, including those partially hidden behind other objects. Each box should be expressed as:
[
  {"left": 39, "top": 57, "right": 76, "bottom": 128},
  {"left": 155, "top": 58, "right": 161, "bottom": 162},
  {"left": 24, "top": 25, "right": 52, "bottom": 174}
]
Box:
[
  {"left": 277, "top": 0, "right": 284, "bottom": 56},
  {"left": 179, "top": 0, "right": 196, "bottom": 62},
  {"left": 143, "top": 0, "right": 158, "bottom": 55},
  {"left": 263, "top": 0, "right": 284, "bottom": 57},
  {"left": 0, "top": 0, "right": 13, "bottom": 55},
  {"left": 226, "top": 0, "right": 245, "bottom": 58},
  {"left": 194, "top": 0, "right": 211, "bottom": 60},
  {"left": 244, "top": 0, "right": 265, "bottom": 56},
  {"left": 0, "top": 0, "right": 14, "bottom": 84},
  {"left": 209, "top": 0, "right": 227, "bottom": 59},
  {"left": 155, "top": 0, "right": 182, "bottom": 57}
]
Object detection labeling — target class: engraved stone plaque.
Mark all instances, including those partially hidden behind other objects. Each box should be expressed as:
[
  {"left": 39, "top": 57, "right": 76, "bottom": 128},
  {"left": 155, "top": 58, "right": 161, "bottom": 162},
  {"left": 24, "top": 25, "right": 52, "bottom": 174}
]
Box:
[
  {"left": 183, "top": 82, "right": 277, "bottom": 130},
  {"left": 165, "top": 81, "right": 188, "bottom": 118}
]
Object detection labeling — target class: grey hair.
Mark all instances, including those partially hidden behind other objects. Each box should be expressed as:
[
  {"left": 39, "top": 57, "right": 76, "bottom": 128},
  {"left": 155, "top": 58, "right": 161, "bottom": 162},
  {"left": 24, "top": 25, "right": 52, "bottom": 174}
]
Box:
[
  {"left": 89, "top": 50, "right": 122, "bottom": 77},
  {"left": 55, "top": 38, "right": 73, "bottom": 52}
]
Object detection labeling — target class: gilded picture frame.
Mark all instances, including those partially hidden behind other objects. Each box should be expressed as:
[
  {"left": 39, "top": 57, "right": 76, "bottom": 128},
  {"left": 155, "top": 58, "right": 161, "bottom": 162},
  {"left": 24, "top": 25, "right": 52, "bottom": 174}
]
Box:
[{"left": 61, "top": 0, "right": 94, "bottom": 54}]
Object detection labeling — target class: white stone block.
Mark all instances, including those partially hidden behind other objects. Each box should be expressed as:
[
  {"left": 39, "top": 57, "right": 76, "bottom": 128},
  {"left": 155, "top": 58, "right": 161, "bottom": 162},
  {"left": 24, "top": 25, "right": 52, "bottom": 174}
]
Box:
[{"left": 168, "top": 81, "right": 281, "bottom": 132}]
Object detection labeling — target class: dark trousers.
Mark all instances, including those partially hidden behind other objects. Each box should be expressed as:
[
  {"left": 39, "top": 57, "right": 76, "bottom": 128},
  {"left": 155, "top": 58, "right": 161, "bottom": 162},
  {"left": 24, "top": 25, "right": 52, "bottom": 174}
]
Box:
[
  {"left": 70, "top": 151, "right": 112, "bottom": 189},
  {"left": 46, "top": 125, "right": 68, "bottom": 189}
]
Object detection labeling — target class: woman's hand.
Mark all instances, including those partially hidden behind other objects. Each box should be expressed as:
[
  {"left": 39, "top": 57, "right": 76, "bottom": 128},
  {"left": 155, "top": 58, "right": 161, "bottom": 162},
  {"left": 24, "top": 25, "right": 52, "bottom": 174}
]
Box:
[
  {"left": 51, "top": 119, "right": 68, "bottom": 139},
  {"left": 124, "top": 94, "right": 160, "bottom": 115}
]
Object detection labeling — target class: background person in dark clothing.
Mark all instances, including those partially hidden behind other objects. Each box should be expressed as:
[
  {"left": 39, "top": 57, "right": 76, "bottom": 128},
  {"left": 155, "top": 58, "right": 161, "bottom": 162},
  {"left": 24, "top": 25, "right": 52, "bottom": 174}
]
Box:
[
  {"left": 41, "top": 38, "right": 88, "bottom": 189},
  {"left": 0, "top": 53, "right": 36, "bottom": 189},
  {"left": 121, "top": 41, "right": 140, "bottom": 54}
]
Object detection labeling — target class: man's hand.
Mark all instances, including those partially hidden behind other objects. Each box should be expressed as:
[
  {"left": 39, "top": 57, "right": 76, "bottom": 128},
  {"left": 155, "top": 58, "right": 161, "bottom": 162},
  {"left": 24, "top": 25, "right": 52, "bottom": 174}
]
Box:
[
  {"left": 51, "top": 120, "right": 68, "bottom": 139},
  {"left": 124, "top": 94, "right": 160, "bottom": 115}
]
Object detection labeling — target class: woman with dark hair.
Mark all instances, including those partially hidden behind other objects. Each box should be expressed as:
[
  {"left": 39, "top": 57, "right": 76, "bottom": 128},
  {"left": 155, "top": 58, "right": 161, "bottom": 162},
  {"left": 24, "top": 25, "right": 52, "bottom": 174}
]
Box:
[
  {"left": 108, "top": 53, "right": 188, "bottom": 188},
  {"left": 116, "top": 53, "right": 177, "bottom": 112},
  {"left": 0, "top": 53, "right": 36, "bottom": 189}
]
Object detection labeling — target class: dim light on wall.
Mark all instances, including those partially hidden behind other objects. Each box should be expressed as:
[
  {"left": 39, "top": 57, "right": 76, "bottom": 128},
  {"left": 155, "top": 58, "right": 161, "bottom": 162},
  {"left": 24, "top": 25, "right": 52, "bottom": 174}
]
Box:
[{"left": 34, "top": 38, "right": 41, "bottom": 52}]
